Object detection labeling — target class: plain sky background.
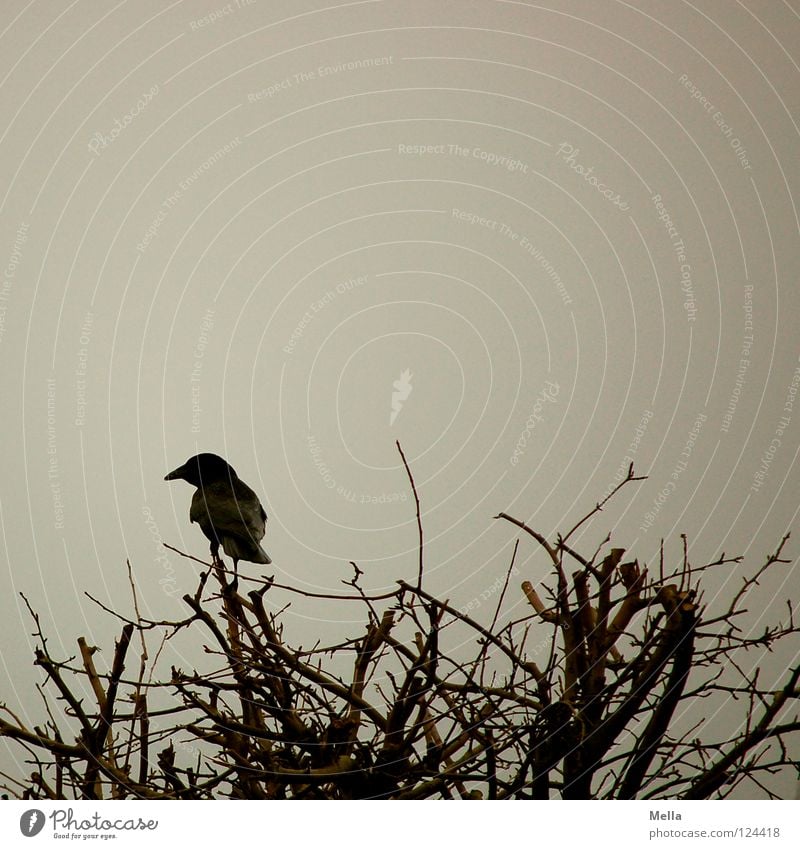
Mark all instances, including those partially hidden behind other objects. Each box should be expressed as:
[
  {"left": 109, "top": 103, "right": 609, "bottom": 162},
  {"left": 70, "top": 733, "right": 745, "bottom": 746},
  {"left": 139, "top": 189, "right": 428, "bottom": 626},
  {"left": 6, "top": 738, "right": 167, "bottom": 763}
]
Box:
[{"left": 1, "top": 0, "right": 798, "bottom": 798}]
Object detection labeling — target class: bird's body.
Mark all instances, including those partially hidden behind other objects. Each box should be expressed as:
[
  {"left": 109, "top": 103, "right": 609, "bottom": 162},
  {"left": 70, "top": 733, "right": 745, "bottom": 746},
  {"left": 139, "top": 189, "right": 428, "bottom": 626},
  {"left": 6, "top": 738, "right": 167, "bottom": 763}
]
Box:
[
  {"left": 189, "top": 478, "right": 270, "bottom": 565},
  {"left": 165, "top": 453, "right": 271, "bottom": 572}
]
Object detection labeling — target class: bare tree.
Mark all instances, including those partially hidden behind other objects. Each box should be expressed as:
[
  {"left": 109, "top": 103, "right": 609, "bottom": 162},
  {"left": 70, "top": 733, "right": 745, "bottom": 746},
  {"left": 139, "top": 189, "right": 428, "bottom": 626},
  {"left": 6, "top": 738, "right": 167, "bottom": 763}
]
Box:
[{"left": 1, "top": 458, "right": 798, "bottom": 799}]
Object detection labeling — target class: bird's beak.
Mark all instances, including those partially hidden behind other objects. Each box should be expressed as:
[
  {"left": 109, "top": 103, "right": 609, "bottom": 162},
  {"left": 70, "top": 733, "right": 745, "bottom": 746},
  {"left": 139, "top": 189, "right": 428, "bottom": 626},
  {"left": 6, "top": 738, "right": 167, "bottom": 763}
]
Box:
[{"left": 164, "top": 463, "right": 188, "bottom": 481}]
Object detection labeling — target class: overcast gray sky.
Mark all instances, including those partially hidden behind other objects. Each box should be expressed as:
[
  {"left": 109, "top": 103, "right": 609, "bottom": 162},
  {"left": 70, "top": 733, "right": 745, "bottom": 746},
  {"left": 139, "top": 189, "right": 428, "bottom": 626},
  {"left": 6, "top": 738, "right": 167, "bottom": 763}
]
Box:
[{"left": 1, "top": 0, "right": 799, "bottom": 798}]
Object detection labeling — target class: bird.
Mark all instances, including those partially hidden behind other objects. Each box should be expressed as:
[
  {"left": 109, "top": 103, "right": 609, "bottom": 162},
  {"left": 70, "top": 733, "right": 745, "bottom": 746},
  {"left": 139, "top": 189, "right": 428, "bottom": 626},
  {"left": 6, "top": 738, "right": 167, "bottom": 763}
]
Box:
[{"left": 165, "top": 453, "right": 271, "bottom": 581}]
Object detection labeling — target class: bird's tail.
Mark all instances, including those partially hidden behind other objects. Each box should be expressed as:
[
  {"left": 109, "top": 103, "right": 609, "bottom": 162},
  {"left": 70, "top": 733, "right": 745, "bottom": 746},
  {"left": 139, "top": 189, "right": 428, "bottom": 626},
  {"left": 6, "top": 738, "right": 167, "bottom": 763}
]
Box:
[{"left": 222, "top": 536, "right": 272, "bottom": 565}]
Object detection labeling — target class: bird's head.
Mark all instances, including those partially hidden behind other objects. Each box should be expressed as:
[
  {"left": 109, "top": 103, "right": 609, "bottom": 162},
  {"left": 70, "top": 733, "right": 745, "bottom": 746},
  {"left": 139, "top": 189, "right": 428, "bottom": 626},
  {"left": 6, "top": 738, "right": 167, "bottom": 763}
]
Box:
[{"left": 164, "top": 453, "right": 237, "bottom": 487}]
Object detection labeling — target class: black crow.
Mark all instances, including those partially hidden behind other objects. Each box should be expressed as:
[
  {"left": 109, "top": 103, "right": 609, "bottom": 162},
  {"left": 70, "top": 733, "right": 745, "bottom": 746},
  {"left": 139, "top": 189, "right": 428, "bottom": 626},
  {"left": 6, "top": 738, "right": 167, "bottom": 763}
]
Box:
[{"left": 165, "top": 453, "right": 271, "bottom": 576}]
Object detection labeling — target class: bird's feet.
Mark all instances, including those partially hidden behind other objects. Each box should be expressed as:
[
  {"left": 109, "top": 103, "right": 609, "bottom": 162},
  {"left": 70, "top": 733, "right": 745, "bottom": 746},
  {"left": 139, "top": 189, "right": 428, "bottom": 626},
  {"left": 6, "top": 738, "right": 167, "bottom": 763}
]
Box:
[
  {"left": 222, "top": 560, "right": 239, "bottom": 596},
  {"left": 209, "top": 548, "right": 238, "bottom": 594}
]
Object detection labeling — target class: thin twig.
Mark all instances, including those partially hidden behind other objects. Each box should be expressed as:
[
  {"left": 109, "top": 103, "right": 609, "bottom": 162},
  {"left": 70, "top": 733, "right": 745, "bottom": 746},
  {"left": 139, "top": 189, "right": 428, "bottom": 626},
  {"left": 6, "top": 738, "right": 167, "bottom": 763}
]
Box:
[{"left": 396, "top": 440, "right": 424, "bottom": 590}]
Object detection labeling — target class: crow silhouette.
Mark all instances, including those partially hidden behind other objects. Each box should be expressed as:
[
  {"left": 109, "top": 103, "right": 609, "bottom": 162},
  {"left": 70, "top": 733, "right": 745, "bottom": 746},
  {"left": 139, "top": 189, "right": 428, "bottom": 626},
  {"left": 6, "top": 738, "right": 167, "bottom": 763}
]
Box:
[{"left": 165, "top": 453, "right": 271, "bottom": 580}]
